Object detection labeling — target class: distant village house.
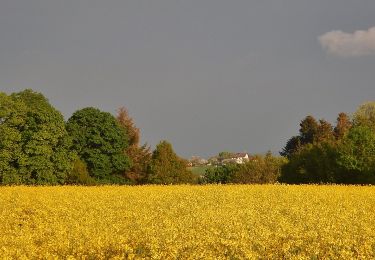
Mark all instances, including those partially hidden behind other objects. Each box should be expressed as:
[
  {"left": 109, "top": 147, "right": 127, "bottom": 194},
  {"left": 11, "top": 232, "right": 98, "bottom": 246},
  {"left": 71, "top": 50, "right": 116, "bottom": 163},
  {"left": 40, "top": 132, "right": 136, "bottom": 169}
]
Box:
[
  {"left": 189, "top": 152, "right": 250, "bottom": 167},
  {"left": 221, "top": 153, "right": 249, "bottom": 165}
]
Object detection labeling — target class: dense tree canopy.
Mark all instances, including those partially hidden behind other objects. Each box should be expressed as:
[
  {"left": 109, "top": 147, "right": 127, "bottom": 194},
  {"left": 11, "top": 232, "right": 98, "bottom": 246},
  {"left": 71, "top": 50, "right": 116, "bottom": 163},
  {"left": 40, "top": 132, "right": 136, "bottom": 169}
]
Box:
[
  {"left": 280, "top": 102, "right": 375, "bottom": 184},
  {"left": 280, "top": 142, "right": 340, "bottom": 184},
  {"left": 66, "top": 107, "right": 131, "bottom": 182},
  {"left": 202, "top": 164, "right": 238, "bottom": 184},
  {"left": 0, "top": 89, "right": 75, "bottom": 184},
  {"left": 353, "top": 101, "right": 375, "bottom": 131},
  {"left": 337, "top": 126, "right": 375, "bottom": 184},
  {"left": 281, "top": 116, "right": 322, "bottom": 158}
]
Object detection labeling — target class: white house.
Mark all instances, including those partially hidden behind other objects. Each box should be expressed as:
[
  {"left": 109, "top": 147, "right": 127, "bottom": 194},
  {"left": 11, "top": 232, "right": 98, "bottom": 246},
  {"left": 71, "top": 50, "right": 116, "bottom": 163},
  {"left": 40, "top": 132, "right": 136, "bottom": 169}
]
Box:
[
  {"left": 221, "top": 153, "right": 249, "bottom": 165},
  {"left": 231, "top": 153, "right": 249, "bottom": 164}
]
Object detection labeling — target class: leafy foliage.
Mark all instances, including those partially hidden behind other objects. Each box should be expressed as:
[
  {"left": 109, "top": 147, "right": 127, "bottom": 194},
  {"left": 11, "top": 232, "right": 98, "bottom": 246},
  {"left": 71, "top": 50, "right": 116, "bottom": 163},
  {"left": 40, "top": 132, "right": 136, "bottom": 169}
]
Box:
[
  {"left": 1, "top": 88, "right": 373, "bottom": 187},
  {"left": 116, "top": 107, "right": 151, "bottom": 184},
  {"left": 201, "top": 164, "right": 238, "bottom": 184},
  {"left": 281, "top": 115, "right": 323, "bottom": 158},
  {"left": 280, "top": 104, "right": 375, "bottom": 184},
  {"left": 353, "top": 101, "right": 375, "bottom": 131},
  {"left": 66, "top": 107, "right": 131, "bottom": 182},
  {"left": 65, "top": 158, "right": 96, "bottom": 185},
  {"left": 233, "top": 152, "right": 287, "bottom": 184},
  {"left": 280, "top": 142, "right": 340, "bottom": 184},
  {"left": 299, "top": 115, "right": 319, "bottom": 144},
  {"left": 202, "top": 152, "right": 287, "bottom": 184},
  {"left": 0, "top": 90, "right": 75, "bottom": 185},
  {"left": 334, "top": 112, "right": 352, "bottom": 139},
  {"left": 147, "top": 140, "right": 197, "bottom": 184},
  {"left": 315, "top": 119, "right": 335, "bottom": 143},
  {"left": 280, "top": 136, "right": 302, "bottom": 158},
  {"left": 336, "top": 126, "right": 375, "bottom": 184}
]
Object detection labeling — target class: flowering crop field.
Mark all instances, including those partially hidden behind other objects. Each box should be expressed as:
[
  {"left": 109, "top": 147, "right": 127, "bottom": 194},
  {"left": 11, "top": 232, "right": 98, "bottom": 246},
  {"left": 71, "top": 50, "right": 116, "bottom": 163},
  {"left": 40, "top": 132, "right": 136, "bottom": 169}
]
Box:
[{"left": 1, "top": 185, "right": 375, "bottom": 259}]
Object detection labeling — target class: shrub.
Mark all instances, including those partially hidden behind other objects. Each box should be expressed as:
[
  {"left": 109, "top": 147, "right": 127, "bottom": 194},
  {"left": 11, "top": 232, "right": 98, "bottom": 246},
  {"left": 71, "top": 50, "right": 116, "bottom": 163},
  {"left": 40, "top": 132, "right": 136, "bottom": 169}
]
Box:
[{"left": 66, "top": 159, "right": 96, "bottom": 185}]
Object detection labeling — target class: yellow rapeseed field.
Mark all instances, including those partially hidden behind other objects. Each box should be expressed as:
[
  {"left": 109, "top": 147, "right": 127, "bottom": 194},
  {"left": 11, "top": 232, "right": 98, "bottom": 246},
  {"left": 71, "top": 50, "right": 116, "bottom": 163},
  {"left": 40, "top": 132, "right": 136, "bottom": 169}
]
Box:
[{"left": 0, "top": 185, "right": 375, "bottom": 259}]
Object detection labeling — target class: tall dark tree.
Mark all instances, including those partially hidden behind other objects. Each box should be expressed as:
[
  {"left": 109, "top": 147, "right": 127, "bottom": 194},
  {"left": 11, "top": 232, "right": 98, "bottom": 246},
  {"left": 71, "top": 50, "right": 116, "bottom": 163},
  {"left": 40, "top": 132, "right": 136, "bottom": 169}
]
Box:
[
  {"left": 0, "top": 89, "right": 75, "bottom": 184},
  {"left": 280, "top": 136, "right": 302, "bottom": 158},
  {"left": 299, "top": 115, "right": 319, "bottom": 144},
  {"left": 279, "top": 142, "right": 340, "bottom": 184},
  {"left": 280, "top": 115, "right": 339, "bottom": 184},
  {"left": 66, "top": 107, "right": 131, "bottom": 182},
  {"left": 281, "top": 116, "right": 331, "bottom": 158},
  {"left": 334, "top": 112, "right": 352, "bottom": 140}
]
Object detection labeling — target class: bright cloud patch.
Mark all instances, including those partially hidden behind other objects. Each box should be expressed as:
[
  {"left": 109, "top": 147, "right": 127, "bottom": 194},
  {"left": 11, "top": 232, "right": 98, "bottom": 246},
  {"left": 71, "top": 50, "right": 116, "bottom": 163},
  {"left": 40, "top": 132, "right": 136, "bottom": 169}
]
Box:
[{"left": 319, "top": 27, "right": 375, "bottom": 57}]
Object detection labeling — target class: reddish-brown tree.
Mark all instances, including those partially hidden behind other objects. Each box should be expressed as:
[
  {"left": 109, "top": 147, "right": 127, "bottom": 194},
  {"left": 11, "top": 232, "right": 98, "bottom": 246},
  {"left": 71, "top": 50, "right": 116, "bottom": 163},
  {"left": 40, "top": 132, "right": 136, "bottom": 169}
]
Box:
[
  {"left": 117, "top": 107, "right": 151, "bottom": 184},
  {"left": 315, "top": 119, "right": 335, "bottom": 143},
  {"left": 334, "top": 112, "right": 352, "bottom": 140}
]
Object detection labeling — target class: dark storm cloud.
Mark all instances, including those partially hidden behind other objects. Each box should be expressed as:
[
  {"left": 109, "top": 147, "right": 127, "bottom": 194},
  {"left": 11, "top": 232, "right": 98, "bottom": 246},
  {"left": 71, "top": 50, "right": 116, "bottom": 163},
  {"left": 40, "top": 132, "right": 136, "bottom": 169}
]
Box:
[{"left": 1, "top": 0, "right": 375, "bottom": 157}]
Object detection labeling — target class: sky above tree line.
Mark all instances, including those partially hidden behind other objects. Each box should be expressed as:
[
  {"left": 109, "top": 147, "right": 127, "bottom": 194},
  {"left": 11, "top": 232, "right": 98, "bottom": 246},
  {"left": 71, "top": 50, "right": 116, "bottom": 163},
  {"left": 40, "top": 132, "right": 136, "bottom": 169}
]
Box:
[{"left": 1, "top": 0, "right": 374, "bottom": 157}]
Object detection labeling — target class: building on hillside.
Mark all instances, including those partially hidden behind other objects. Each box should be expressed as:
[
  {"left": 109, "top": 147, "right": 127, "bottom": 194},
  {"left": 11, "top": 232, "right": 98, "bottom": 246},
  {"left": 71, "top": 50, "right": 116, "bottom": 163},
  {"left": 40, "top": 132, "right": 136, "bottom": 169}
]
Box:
[
  {"left": 232, "top": 153, "right": 249, "bottom": 164},
  {"left": 221, "top": 153, "right": 250, "bottom": 165}
]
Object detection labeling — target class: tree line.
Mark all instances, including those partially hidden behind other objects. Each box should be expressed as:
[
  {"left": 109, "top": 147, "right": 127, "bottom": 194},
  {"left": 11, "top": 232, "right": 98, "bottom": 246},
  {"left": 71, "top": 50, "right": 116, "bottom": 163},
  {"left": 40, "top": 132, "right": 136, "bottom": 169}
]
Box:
[
  {"left": 0, "top": 89, "right": 195, "bottom": 185},
  {"left": 279, "top": 102, "right": 375, "bottom": 184},
  {"left": 1, "top": 89, "right": 374, "bottom": 185},
  {"left": 199, "top": 102, "right": 375, "bottom": 185}
]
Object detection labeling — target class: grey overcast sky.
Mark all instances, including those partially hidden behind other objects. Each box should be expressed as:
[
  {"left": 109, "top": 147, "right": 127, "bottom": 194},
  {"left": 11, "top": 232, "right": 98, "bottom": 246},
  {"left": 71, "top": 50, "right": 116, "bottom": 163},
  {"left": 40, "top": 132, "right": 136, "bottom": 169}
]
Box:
[{"left": 1, "top": 0, "right": 375, "bottom": 158}]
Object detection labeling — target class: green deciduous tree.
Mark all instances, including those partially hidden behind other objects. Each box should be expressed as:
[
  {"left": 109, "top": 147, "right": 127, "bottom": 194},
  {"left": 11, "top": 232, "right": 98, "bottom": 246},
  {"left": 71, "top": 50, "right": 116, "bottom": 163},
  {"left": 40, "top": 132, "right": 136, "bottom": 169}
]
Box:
[
  {"left": 336, "top": 125, "right": 375, "bottom": 184},
  {"left": 0, "top": 92, "right": 27, "bottom": 184},
  {"left": 279, "top": 142, "right": 340, "bottom": 184},
  {"left": 280, "top": 106, "right": 375, "bottom": 184},
  {"left": 65, "top": 158, "right": 96, "bottom": 185},
  {"left": 202, "top": 164, "right": 238, "bottom": 184},
  {"left": 0, "top": 89, "right": 75, "bottom": 184},
  {"left": 66, "top": 107, "right": 131, "bottom": 182},
  {"left": 147, "top": 140, "right": 196, "bottom": 184},
  {"left": 353, "top": 101, "right": 375, "bottom": 131}
]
